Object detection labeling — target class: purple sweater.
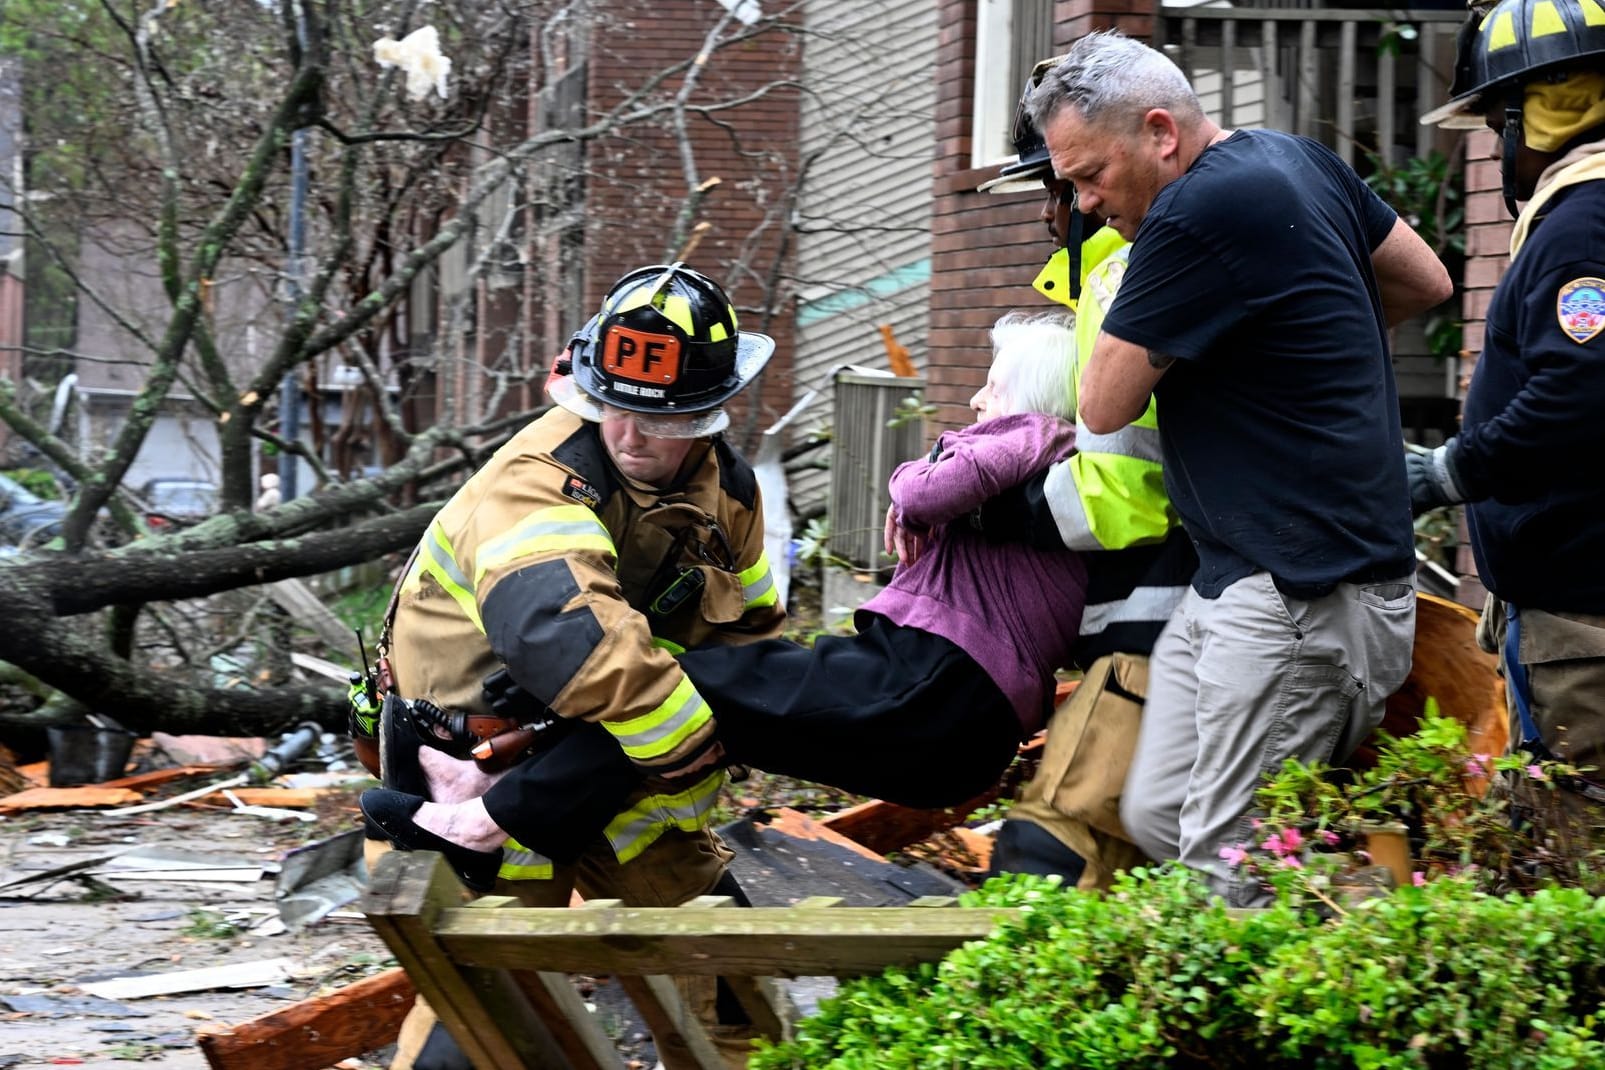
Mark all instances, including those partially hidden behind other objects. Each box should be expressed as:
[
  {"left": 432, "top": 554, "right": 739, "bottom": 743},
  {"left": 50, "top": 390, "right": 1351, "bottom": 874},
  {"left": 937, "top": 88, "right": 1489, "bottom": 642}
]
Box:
[{"left": 860, "top": 412, "right": 1087, "bottom": 736}]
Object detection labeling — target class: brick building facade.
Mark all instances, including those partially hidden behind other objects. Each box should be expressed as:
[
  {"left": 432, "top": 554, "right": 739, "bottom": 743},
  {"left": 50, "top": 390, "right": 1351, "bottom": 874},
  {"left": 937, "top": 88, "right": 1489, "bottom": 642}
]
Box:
[{"left": 583, "top": 2, "right": 801, "bottom": 442}]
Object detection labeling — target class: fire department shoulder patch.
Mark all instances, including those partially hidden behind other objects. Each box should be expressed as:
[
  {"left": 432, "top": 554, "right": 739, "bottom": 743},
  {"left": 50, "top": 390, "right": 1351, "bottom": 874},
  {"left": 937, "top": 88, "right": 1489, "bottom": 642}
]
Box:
[{"left": 1556, "top": 277, "right": 1605, "bottom": 344}]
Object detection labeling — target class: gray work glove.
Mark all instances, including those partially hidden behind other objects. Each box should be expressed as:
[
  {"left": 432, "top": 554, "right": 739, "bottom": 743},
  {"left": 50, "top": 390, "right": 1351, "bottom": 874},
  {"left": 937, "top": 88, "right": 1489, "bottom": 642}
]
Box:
[{"left": 1405, "top": 441, "right": 1467, "bottom": 517}]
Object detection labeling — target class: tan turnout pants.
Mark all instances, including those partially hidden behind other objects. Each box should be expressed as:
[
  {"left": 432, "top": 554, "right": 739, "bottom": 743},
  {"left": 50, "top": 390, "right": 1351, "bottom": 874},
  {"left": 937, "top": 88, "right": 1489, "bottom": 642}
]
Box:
[{"left": 1008, "top": 653, "right": 1152, "bottom": 890}]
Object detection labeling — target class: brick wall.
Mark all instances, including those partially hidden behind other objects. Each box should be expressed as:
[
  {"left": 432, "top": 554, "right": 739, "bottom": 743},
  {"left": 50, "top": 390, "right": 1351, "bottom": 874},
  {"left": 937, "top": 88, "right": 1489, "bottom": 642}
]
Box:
[
  {"left": 1455, "top": 127, "right": 1512, "bottom": 609},
  {"left": 583, "top": 4, "right": 800, "bottom": 447},
  {"left": 926, "top": 0, "right": 1152, "bottom": 435}
]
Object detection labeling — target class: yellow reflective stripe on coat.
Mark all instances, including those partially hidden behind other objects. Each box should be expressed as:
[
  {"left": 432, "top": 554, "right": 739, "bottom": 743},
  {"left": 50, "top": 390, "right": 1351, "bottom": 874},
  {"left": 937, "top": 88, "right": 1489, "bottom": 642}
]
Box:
[
  {"left": 419, "top": 521, "right": 483, "bottom": 632},
  {"left": 602, "top": 673, "right": 713, "bottom": 762},
  {"left": 738, "top": 553, "right": 778, "bottom": 610},
  {"left": 475, "top": 505, "right": 616, "bottom": 586},
  {"left": 497, "top": 836, "right": 555, "bottom": 881},
  {"left": 605, "top": 769, "right": 727, "bottom": 864},
  {"left": 652, "top": 636, "right": 687, "bottom": 655}
]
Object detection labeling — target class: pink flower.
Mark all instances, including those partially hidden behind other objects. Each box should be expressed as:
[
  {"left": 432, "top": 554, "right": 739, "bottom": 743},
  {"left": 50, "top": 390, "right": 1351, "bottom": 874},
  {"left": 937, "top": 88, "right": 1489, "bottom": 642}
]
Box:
[
  {"left": 1412, "top": 871, "right": 1427, "bottom": 887},
  {"left": 1320, "top": 829, "right": 1341, "bottom": 846},
  {"left": 1465, "top": 755, "right": 1489, "bottom": 777},
  {"left": 1251, "top": 818, "right": 1264, "bottom": 830},
  {"left": 1527, "top": 764, "right": 1549, "bottom": 781},
  {"left": 1219, "top": 845, "right": 1249, "bottom": 868},
  {"left": 1262, "top": 828, "right": 1303, "bottom": 858},
  {"left": 1279, "top": 855, "right": 1304, "bottom": 869}
]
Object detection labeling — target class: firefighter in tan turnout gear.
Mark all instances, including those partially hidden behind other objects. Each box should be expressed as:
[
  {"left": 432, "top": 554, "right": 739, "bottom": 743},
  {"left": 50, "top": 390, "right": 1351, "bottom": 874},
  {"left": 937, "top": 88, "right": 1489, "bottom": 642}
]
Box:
[{"left": 361, "top": 262, "right": 784, "bottom": 1070}]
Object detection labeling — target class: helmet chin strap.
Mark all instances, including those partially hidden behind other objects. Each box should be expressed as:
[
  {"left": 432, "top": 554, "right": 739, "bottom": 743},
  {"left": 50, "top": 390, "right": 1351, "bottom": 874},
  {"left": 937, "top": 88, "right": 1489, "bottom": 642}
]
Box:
[{"left": 1503, "top": 99, "right": 1525, "bottom": 219}]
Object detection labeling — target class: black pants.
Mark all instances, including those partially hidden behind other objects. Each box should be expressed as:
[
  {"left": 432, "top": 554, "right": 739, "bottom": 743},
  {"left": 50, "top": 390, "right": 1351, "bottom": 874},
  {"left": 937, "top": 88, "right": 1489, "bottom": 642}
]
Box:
[
  {"left": 680, "top": 615, "right": 1022, "bottom": 809},
  {"left": 483, "top": 616, "right": 1022, "bottom": 853}
]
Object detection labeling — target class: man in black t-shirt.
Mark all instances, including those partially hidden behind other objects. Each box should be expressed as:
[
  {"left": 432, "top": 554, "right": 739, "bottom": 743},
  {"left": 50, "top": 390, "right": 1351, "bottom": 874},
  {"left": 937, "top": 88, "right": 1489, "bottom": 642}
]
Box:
[{"left": 1028, "top": 32, "right": 1453, "bottom": 904}]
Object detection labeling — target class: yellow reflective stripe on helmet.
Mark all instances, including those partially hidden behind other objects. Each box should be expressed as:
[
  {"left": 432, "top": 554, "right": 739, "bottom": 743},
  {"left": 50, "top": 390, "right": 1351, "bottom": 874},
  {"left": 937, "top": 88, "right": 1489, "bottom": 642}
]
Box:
[
  {"left": 602, "top": 673, "right": 712, "bottom": 762},
  {"left": 1582, "top": 0, "right": 1605, "bottom": 27},
  {"left": 612, "top": 284, "right": 654, "bottom": 314},
  {"left": 707, "top": 321, "right": 729, "bottom": 342},
  {"left": 419, "top": 521, "right": 483, "bottom": 632},
  {"left": 651, "top": 636, "right": 687, "bottom": 655},
  {"left": 661, "top": 293, "right": 695, "bottom": 335},
  {"left": 1532, "top": 0, "right": 1567, "bottom": 35},
  {"left": 474, "top": 505, "right": 616, "bottom": 586},
  {"left": 1486, "top": 8, "right": 1518, "bottom": 49},
  {"left": 605, "top": 769, "right": 727, "bottom": 864},
  {"left": 738, "top": 553, "right": 778, "bottom": 610},
  {"left": 497, "top": 836, "right": 555, "bottom": 881}
]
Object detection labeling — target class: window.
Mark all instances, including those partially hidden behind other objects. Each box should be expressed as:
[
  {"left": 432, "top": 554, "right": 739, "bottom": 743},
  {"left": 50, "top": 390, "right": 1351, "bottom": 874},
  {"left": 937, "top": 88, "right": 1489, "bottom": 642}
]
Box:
[{"left": 970, "top": 0, "right": 1055, "bottom": 168}]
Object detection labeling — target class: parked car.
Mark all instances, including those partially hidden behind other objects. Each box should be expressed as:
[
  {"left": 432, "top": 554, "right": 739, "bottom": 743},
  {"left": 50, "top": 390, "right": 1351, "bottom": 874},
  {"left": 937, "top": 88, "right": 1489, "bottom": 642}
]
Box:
[
  {"left": 140, "top": 478, "right": 218, "bottom": 532},
  {"left": 0, "top": 472, "right": 68, "bottom": 548}
]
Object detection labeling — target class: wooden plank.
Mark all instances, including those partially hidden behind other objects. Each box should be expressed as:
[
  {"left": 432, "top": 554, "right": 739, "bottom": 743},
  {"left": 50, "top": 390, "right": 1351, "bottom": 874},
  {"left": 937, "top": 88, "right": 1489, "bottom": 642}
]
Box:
[
  {"left": 1378, "top": 44, "right": 1397, "bottom": 166},
  {"left": 1338, "top": 19, "right": 1356, "bottom": 165},
  {"left": 817, "top": 734, "right": 1044, "bottom": 855},
  {"left": 197, "top": 967, "right": 415, "bottom": 1070},
  {"left": 98, "top": 764, "right": 219, "bottom": 791},
  {"left": 1298, "top": 19, "right": 1318, "bottom": 139},
  {"left": 0, "top": 785, "right": 142, "bottom": 812},
  {"left": 1157, "top": 6, "right": 1463, "bottom": 24},
  {"left": 1222, "top": 19, "right": 1236, "bottom": 128},
  {"left": 615, "top": 973, "right": 724, "bottom": 1070},
  {"left": 192, "top": 788, "right": 324, "bottom": 809},
  {"left": 463, "top": 896, "right": 620, "bottom": 1069},
  {"left": 509, "top": 970, "right": 623, "bottom": 1070},
  {"left": 362, "top": 851, "right": 565, "bottom": 1069},
  {"left": 693, "top": 895, "right": 788, "bottom": 1043},
  {"left": 431, "top": 905, "right": 1020, "bottom": 979}
]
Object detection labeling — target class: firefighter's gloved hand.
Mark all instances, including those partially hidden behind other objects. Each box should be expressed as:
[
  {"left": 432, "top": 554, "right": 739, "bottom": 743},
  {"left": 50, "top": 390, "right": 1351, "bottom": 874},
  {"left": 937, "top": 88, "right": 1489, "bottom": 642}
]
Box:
[
  {"left": 971, "top": 471, "right": 1066, "bottom": 551},
  {"left": 1406, "top": 441, "right": 1467, "bottom": 517}
]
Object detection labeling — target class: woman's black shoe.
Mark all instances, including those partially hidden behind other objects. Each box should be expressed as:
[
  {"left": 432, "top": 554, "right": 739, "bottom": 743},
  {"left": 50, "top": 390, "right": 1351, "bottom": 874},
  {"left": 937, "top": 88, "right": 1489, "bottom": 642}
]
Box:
[{"left": 360, "top": 788, "right": 502, "bottom": 892}]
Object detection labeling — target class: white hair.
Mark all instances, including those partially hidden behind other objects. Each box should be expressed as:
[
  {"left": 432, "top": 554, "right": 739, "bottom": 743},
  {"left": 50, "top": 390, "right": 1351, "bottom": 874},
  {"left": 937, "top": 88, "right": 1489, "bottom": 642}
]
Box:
[
  {"left": 987, "top": 311, "right": 1078, "bottom": 422},
  {"left": 1027, "top": 31, "right": 1202, "bottom": 133}
]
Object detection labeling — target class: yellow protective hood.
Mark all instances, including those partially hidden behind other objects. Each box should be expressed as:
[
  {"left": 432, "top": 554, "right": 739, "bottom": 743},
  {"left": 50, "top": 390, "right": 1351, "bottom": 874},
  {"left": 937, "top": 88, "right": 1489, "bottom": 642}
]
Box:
[{"left": 1524, "top": 70, "right": 1605, "bottom": 153}]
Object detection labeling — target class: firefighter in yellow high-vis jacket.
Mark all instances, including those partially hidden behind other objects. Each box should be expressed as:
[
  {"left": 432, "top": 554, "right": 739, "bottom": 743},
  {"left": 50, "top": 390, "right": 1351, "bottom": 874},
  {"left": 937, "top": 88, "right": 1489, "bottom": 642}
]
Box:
[{"left": 363, "top": 262, "right": 784, "bottom": 1070}]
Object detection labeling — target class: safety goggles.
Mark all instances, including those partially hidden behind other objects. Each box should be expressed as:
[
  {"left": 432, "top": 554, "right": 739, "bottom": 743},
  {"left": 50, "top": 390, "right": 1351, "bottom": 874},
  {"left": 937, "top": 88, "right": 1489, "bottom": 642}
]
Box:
[{"left": 599, "top": 404, "right": 728, "bottom": 440}]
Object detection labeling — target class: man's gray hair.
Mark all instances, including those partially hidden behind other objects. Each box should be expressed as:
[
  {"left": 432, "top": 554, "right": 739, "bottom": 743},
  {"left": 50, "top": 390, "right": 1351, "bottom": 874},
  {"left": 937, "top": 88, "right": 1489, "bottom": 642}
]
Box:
[{"left": 1026, "top": 31, "right": 1203, "bottom": 132}]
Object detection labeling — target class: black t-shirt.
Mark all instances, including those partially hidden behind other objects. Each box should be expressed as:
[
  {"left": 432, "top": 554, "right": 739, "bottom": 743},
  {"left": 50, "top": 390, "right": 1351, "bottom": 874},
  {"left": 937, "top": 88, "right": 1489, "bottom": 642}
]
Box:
[{"left": 1102, "top": 129, "right": 1415, "bottom": 599}]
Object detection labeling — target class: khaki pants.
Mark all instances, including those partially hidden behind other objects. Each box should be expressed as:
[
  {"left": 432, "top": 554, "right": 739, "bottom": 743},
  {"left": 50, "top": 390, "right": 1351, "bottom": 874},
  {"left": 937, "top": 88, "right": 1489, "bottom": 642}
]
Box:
[
  {"left": 370, "top": 827, "right": 750, "bottom": 1070},
  {"left": 1007, "top": 654, "right": 1151, "bottom": 891},
  {"left": 1122, "top": 571, "right": 1416, "bottom": 906},
  {"left": 1479, "top": 596, "right": 1605, "bottom": 832}
]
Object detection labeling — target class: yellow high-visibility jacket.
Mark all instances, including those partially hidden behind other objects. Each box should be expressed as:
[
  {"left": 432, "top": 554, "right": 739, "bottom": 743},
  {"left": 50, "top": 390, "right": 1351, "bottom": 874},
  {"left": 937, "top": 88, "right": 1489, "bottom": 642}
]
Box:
[{"left": 1032, "top": 228, "right": 1177, "bottom": 550}]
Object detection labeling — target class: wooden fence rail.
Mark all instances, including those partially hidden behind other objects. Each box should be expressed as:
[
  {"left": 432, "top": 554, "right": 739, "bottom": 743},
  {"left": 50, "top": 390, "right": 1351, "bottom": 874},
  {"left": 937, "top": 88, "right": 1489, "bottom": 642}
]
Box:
[{"left": 361, "top": 850, "right": 1020, "bottom": 1070}]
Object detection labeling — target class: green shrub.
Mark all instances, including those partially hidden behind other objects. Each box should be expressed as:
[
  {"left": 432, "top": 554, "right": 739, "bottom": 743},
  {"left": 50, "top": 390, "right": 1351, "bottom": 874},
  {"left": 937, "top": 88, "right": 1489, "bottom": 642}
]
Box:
[
  {"left": 753, "top": 872, "right": 1605, "bottom": 1070},
  {"left": 752, "top": 712, "right": 1605, "bottom": 1070}
]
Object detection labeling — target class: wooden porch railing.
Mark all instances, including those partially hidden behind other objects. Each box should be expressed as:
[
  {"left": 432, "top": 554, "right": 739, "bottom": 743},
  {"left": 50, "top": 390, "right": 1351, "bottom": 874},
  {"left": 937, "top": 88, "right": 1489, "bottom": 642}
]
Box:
[{"left": 1154, "top": 6, "right": 1467, "bottom": 167}]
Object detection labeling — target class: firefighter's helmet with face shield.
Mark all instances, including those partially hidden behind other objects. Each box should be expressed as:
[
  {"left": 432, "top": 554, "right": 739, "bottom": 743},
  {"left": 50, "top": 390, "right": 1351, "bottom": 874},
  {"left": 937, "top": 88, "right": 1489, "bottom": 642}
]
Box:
[{"left": 550, "top": 263, "right": 775, "bottom": 438}]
